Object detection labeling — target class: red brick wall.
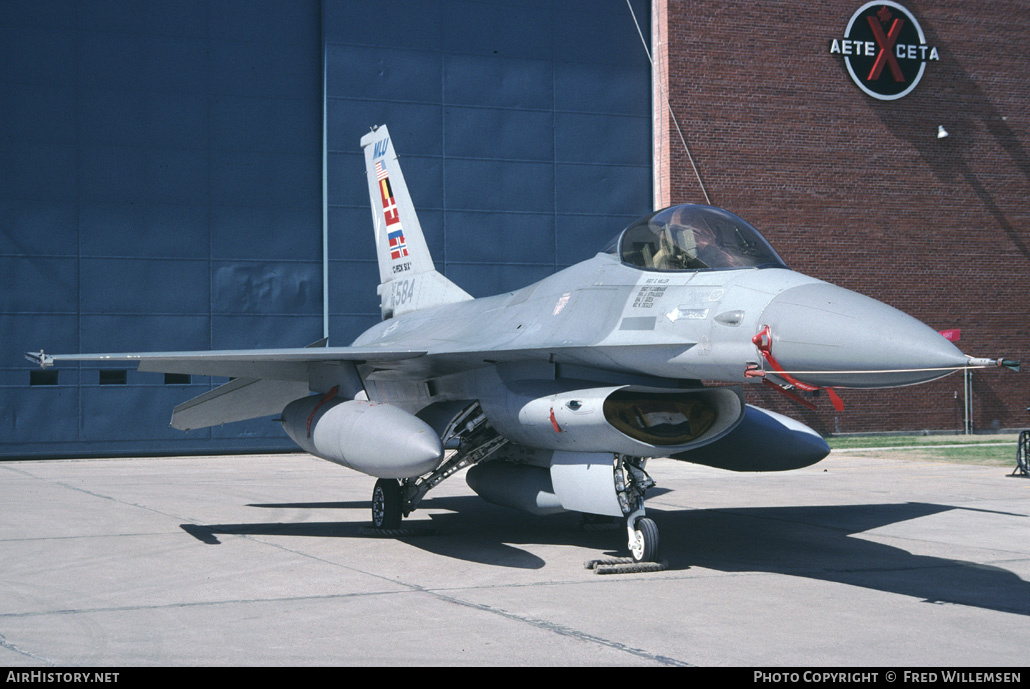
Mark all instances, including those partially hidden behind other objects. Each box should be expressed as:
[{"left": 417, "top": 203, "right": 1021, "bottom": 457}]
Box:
[{"left": 655, "top": 0, "right": 1029, "bottom": 434}]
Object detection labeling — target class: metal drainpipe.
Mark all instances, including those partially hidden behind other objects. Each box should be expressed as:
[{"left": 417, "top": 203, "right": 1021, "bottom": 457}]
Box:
[{"left": 963, "top": 369, "right": 972, "bottom": 435}]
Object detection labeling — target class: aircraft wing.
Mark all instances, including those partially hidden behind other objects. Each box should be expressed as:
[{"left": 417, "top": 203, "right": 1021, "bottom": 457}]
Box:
[
  {"left": 27, "top": 340, "right": 697, "bottom": 382},
  {"left": 25, "top": 346, "right": 428, "bottom": 381}
]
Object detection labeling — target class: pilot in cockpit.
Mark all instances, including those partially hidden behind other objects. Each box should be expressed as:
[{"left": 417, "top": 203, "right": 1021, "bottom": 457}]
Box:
[
  {"left": 652, "top": 222, "right": 718, "bottom": 270},
  {"left": 617, "top": 204, "right": 785, "bottom": 272},
  {"left": 651, "top": 227, "right": 684, "bottom": 269}
]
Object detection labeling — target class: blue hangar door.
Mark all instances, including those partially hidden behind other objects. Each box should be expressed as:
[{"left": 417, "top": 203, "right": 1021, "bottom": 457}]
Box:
[{"left": 1, "top": 0, "right": 652, "bottom": 458}]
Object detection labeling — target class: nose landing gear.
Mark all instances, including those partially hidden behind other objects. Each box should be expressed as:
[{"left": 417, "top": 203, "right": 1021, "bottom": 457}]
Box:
[
  {"left": 580, "top": 455, "right": 666, "bottom": 573},
  {"left": 615, "top": 455, "right": 661, "bottom": 563}
]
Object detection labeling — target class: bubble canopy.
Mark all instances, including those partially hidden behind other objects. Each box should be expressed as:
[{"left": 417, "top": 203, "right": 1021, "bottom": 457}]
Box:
[{"left": 605, "top": 205, "right": 787, "bottom": 272}]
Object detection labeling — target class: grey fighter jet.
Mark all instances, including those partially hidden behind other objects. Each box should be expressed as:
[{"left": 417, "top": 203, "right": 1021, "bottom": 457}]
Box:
[{"left": 27, "top": 125, "right": 1016, "bottom": 563}]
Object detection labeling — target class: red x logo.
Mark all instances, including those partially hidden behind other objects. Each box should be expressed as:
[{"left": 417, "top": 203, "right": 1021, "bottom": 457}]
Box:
[{"left": 866, "top": 16, "right": 905, "bottom": 82}]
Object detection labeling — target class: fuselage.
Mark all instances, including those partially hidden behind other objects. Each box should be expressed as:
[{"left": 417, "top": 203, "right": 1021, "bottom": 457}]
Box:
[{"left": 352, "top": 252, "right": 967, "bottom": 401}]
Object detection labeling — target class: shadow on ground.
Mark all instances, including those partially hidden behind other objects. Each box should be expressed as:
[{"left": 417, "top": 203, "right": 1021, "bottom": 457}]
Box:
[{"left": 181, "top": 495, "right": 1029, "bottom": 615}]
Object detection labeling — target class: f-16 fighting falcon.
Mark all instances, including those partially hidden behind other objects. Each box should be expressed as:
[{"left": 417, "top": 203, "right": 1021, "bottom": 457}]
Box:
[{"left": 27, "top": 125, "right": 1017, "bottom": 564}]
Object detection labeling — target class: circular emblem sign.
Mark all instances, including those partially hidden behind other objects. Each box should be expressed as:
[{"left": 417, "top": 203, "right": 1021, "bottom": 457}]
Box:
[{"left": 830, "top": 1, "right": 938, "bottom": 101}]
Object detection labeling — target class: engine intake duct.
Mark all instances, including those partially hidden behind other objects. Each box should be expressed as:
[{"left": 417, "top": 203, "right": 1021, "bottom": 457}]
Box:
[
  {"left": 479, "top": 381, "right": 745, "bottom": 457},
  {"left": 603, "top": 389, "right": 718, "bottom": 445}
]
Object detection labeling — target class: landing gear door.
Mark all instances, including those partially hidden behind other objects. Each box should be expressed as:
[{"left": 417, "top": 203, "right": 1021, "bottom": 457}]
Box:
[{"left": 549, "top": 451, "right": 622, "bottom": 517}]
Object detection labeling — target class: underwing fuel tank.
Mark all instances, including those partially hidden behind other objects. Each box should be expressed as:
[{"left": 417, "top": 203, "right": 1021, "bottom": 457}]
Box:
[
  {"left": 479, "top": 383, "right": 745, "bottom": 457},
  {"left": 281, "top": 396, "right": 443, "bottom": 479}
]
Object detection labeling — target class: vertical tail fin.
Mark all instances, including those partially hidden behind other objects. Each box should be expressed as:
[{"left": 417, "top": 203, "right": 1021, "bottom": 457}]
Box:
[{"left": 360, "top": 125, "right": 471, "bottom": 319}]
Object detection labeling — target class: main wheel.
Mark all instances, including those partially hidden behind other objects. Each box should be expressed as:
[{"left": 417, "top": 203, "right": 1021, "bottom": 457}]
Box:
[
  {"left": 630, "top": 517, "right": 660, "bottom": 563},
  {"left": 372, "top": 479, "right": 402, "bottom": 529}
]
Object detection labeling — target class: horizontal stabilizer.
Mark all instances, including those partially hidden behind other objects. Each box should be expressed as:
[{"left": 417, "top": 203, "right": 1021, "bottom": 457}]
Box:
[
  {"left": 169, "top": 335, "right": 337, "bottom": 430},
  {"left": 171, "top": 377, "right": 309, "bottom": 430}
]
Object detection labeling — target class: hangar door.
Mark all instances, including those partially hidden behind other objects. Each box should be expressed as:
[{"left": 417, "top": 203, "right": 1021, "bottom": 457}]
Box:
[
  {"left": 1, "top": 2, "right": 323, "bottom": 457},
  {"left": 322, "top": 0, "right": 654, "bottom": 343}
]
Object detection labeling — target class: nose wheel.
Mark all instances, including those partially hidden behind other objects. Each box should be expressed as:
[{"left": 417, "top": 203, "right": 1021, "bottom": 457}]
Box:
[
  {"left": 628, "top": 515, "right": 660, "bottom": 563},
  {"left": 371, "top": 478, "right": 403, "bottom": 529}
]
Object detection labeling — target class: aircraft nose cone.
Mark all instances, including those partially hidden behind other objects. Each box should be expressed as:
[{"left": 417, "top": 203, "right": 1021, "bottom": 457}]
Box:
[{"left": 759, "top": 283, "right": 967, "bottom": 388}]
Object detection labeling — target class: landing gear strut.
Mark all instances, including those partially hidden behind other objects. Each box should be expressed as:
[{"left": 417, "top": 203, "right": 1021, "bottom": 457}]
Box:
[
  {"left": 616, "top": 455, "right": 659, "bottom": 563},
  {"left": 369, "top": 402, "right": 507, "bottom": 530}
]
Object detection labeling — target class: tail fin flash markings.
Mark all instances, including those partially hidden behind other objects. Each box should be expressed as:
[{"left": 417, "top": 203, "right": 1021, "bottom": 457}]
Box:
[
  {"left": 375, "top": 164, "right": 408, "bottom": 260},
  {"left": 388, "top": 230, "right": 408, "bottom": 260}
]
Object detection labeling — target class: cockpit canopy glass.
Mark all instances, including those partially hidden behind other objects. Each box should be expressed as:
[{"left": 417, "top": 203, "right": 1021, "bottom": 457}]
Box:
[{"left": 609, "top": 205, "right": 787, "bottom": 272}]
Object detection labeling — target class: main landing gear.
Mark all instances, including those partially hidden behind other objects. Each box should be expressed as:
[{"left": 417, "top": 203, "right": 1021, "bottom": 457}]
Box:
[
  {"left": 368, "top": 415, "right": 664, "bottom": 571},
  {"left": 369, "top": 402, "right": 506, "bottom": 532}
]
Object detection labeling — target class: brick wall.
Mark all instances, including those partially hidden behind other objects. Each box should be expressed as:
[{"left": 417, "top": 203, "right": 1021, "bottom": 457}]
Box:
[{"left": 655, "top": 0, "right": 1029, "bottom": 434}]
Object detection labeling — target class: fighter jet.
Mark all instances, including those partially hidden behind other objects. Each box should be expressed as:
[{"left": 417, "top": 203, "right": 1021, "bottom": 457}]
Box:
[{"left": 27, "top": 125, "right": 1017, "bottom": 563}]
